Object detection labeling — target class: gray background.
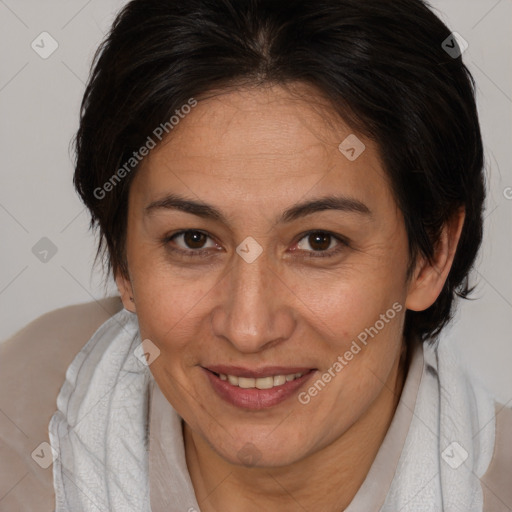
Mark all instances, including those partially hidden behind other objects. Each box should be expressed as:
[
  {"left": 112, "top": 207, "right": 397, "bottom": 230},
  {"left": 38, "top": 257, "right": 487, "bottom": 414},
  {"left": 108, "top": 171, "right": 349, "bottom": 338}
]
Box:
[{"left": 0, "top": 0, "right": 511, "bottom": 402}]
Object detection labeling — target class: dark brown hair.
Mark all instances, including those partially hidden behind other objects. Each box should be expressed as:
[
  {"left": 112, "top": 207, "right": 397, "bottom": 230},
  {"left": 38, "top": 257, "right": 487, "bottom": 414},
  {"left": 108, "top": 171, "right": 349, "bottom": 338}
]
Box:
[{"left": 73, "top": 0, "right": 485, "bottom": 344}]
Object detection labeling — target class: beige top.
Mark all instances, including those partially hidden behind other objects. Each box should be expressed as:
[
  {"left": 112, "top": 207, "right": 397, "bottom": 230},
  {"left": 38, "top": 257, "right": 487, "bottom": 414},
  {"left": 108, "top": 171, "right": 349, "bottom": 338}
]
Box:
[{"left": 1, "top": 297, "right": 511, "bottom": 511}]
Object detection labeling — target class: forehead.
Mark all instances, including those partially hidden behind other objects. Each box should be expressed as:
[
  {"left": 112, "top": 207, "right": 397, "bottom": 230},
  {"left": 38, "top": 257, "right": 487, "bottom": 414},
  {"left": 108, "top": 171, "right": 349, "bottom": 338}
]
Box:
[{"left": 132, "top": 84, "right": 395, "bottom": 220}]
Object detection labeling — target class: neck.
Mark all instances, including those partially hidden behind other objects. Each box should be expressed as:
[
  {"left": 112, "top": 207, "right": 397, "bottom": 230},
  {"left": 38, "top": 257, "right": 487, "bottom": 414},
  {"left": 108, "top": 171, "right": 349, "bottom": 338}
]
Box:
[{"left": 185, "top": 344, "right": 409, "bottom": 512}]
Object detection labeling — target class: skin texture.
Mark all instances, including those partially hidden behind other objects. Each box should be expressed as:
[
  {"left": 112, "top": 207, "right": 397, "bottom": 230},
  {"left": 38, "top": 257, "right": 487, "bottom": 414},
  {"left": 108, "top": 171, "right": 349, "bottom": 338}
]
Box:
[{"left": 116, "top": 83, "right": 465, "bottom": 511}]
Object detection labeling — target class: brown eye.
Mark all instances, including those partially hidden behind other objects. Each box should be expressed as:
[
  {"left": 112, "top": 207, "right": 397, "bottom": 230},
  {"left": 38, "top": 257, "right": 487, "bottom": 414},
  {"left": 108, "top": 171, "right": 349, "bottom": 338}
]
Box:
[
  {"left": 294, "top": 231, "right": 348, "bottom": 258},
  {"left": 166, "top": 230, "right": 218, "bottom": 254},
  {"left": 297, "top": 232, "right": 335, "bottom": 252},
  {"left": 309, "top": 232, "right": 331, "bottom": 251},
  {"left": 182, "top": 230, "right": 208, "bottom": 249}
]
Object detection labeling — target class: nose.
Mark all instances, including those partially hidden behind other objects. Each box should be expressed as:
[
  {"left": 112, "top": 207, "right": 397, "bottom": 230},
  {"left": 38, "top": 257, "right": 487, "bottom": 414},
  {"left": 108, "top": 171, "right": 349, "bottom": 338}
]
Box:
[{"left": 210, "top": 246, "right": 296, "bottom": 354}]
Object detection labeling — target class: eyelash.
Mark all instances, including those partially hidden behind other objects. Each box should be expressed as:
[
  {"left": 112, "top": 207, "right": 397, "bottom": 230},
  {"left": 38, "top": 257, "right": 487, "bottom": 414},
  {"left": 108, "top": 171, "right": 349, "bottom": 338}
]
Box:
[{"left": 162, "top": 230, "right": 349, "bottom": 259}]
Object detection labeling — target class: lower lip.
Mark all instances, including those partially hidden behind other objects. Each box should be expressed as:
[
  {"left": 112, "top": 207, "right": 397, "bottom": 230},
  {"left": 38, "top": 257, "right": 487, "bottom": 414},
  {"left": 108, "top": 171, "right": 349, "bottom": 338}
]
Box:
[{"left": 203, "top": 368, "right": 316, "bottom": 410}]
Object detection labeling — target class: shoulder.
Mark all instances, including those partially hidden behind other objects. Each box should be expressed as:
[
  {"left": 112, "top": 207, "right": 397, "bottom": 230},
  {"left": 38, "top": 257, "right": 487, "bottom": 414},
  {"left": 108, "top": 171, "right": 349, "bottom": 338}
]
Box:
[
  {"left": 0, "top": 297, "right": 123, "bottom": 511},
  {"left": 482, "top": 402, "right": 512, "bottom": 512}
]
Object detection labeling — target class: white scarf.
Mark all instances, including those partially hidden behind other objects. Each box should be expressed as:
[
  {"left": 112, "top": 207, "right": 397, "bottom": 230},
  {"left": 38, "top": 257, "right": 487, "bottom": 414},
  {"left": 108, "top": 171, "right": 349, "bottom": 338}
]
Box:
[
  {"left": 49, "top": 308, "right": 496, "bottom": 511},
  {"left": 380, "top": 340, "right": 496, "bottom": 511},
  {"left": 49, "top": 309, "right": 152, "bottom": 511}
]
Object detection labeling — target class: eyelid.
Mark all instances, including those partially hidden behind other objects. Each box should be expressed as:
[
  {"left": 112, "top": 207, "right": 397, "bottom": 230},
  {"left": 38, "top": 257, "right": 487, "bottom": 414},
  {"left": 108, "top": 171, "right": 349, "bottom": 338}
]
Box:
[
  {"left": 164, "top": 230, "right": 220, "bottom": 254},
  {"left": 163, "top": 229, "right": 349, "bottom": 258},
  {"left": 292, "top": 230, "right": 349, "bottom": 258}
]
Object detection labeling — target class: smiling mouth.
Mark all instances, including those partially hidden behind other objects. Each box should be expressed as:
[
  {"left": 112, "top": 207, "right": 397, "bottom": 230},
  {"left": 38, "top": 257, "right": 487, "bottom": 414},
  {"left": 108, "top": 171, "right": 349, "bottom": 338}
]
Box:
[
  {"left": 203, "top": 367, "right": 317, "bottom": 409},
  {"left": 209, "top": 370, "right": 309, "bottom": 389}
]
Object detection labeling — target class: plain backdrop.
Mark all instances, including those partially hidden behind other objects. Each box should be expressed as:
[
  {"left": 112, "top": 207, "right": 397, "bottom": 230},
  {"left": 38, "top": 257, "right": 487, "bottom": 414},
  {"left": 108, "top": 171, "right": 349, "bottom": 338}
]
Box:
[{"left": 0, "top": 0, "right": 511, "bottom": 403}]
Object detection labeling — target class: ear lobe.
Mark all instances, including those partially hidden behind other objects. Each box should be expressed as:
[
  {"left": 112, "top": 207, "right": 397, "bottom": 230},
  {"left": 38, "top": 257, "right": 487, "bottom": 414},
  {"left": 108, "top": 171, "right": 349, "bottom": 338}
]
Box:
[
  {"left": 115, "top": 271, "right": 136, "bottom": 313},
  {"left": 405, "top": 207, "right": 465, "bottom": 312}
]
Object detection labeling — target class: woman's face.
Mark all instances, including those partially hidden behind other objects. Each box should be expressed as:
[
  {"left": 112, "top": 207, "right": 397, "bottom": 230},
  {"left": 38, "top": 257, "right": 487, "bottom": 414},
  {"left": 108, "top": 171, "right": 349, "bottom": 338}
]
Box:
[{"left": 119, "top": 84, "right": 417, "bottom": 467}]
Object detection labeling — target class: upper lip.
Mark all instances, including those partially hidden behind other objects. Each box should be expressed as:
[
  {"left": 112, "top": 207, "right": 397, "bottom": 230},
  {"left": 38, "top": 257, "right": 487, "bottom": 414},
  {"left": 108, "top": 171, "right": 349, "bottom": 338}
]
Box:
[{"left": 204, "top": 365, "right": 315, "bottom": 378}]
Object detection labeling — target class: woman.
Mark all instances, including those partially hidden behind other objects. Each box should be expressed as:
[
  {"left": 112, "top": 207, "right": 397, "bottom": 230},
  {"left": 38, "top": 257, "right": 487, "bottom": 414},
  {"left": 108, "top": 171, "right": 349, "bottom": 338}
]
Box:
[{"left": 1, "top": 0, "right": 511, "bottom": 510}]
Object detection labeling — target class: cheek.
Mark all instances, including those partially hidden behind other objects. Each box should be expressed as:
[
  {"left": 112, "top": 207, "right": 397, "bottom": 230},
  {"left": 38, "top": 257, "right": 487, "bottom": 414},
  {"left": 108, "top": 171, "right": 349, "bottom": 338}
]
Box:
[
  {"left": 294, "top": 282, "right": 405, "bottom": 433},
  {"left": 131, "top": 261, "right": 217, "bottom": 355},
  {"left": 283, "top": 263, "right": 406, "bottom": 414},
  {"left": 283, "top": 264, "right": 405, "bottom": 348}
]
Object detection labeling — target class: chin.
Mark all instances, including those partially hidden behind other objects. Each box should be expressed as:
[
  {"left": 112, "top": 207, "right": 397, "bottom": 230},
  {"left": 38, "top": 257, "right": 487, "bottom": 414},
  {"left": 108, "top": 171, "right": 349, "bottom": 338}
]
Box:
[{"left": 206, "top": 427, "right": 311, "bottom": 468}]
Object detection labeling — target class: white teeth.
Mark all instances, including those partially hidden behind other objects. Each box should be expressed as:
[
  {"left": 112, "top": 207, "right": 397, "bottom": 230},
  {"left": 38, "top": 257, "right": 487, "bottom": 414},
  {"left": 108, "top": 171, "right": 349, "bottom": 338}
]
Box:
[
  {"left": 238, "top": 377, "right": 255, "bottom": 389},
  {"left": 218, "top": 372, "right": 305, "bottom": 389},
  {"left": 255, "top": 376, "right": 274, "bottom": 389},
  {"left": 273, "top": 375, "right": 286, "bottom": 386}
]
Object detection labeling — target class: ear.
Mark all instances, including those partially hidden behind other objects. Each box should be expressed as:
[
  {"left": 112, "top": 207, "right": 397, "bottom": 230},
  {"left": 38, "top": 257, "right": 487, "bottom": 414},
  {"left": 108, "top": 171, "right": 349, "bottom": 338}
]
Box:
[
  {"left": 115, "top": 270, "right": 136, "bottom": 313},
  {"left": 405, "top": 207, "right": 465, "bottom": 312}
]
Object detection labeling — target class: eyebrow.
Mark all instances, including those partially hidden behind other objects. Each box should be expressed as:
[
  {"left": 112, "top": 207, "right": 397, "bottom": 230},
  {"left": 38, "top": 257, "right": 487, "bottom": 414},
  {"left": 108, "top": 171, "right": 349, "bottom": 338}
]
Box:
[{"left": 144, "top": 193, "right": 372, "bottom": 224}]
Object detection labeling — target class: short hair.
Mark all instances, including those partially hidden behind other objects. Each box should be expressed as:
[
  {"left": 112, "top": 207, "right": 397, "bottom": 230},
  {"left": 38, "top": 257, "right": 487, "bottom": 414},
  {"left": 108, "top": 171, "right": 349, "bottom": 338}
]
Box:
[{"left": 73, "top": 0, "right": 485, "bottom": 345}]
